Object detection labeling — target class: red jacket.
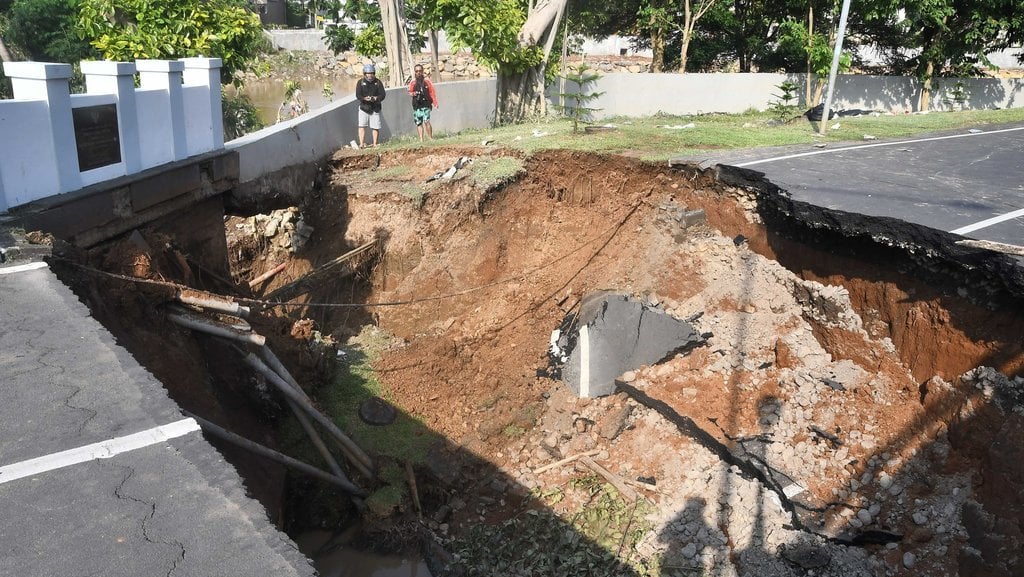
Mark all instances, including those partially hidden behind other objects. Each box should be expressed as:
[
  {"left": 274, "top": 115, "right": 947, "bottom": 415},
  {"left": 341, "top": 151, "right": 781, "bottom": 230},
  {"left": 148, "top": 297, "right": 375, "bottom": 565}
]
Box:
[{"left": 407, "top": 77, "right": 438, "bottom": 109}]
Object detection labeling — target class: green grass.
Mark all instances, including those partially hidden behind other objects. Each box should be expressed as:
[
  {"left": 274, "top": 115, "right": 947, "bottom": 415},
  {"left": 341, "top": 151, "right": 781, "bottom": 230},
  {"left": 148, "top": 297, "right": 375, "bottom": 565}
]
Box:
[
  {"left": 280, "top": 325, "right": 441, "bottom": 468},
  {"left": 470, "top": 156, "right": 526, "bottom": 190},
  {"left": 378, "top": 107, "right": 1024, "bottom": 162}
]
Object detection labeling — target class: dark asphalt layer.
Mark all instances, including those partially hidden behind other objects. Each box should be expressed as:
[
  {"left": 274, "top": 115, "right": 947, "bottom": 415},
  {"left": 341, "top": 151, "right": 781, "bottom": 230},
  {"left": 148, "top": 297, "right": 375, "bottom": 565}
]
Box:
[
  {"left": 0, "top": 258, "right": 315, "bottom": 577},
  {"left": 672, "top": 124, "right": 1024, "bottom": 246}
]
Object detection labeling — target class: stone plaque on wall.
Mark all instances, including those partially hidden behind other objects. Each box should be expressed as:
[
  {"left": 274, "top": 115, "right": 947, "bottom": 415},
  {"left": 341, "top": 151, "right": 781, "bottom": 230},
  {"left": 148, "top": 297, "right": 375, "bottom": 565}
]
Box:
[{"left": 72, "top": 104, "right": 121, "bottom": 172}]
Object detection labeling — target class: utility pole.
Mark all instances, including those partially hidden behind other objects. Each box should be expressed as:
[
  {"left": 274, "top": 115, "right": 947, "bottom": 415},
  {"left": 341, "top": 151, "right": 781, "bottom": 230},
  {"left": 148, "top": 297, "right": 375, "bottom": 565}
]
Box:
[{"left": 818, "top": 0, "right": 851, "bottom": 135}]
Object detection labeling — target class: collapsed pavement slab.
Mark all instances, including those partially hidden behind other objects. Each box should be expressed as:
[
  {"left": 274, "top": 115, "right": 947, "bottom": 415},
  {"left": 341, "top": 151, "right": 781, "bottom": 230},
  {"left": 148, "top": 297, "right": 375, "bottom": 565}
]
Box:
[{"left": 551, "top": 292, "right": 705, "bottom": 398}]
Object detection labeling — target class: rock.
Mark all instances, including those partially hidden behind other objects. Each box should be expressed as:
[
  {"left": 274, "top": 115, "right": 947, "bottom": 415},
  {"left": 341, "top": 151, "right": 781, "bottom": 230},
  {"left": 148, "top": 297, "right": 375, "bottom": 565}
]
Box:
[
  {"left": 597, "top": 404, "right": 632, "bottom": 440},
  {"left": 681, "top": 542, "right": 698, "bottom": 559},
  {"left": 782, "top": 541, "right": 832, "bottom": 569},
  {"left": 903, "top": 552, "right": 916, "bottom": 568},
  {"left": 912, "top": 511, "right": 928, "bottom": 525},
  {"left": 857, "top": 509, "right": 873, "bottom": 525}
]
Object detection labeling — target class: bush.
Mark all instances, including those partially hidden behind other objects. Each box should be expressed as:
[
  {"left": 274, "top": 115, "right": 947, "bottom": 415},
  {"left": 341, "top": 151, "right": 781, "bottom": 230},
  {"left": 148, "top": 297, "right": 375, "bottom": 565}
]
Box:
[
  {"left": 223, "top": 93, "right": 265, "bottom": 140},
  {"left": 324, "top": 23, "right": 355, "bottom": 55},
  {"left": 767, "top": 80, "right": 801, "bottom": 122}
]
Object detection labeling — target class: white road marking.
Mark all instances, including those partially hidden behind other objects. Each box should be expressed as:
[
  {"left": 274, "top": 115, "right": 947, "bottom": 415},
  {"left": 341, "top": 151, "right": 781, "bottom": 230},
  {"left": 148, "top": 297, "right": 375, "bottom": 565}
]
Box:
[
  {"left": 735, "top": 125, "right": 1024, "bottom": 168},
  {"left": 0, "top": 418, "right": 201, "bottom": 485},
  {"left": 950, "top": 207, "right": 1024, "bottom": 235},
  {"left": 579, "top": 324, "right": 591, "bottom": 398},
  {"left": 0, "top": 261, "right": 47, "bottom": 275}
]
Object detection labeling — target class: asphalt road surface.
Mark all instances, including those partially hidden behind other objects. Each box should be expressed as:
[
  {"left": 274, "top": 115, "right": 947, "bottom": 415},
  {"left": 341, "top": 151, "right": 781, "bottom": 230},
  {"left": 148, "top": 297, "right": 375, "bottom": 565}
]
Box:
[{"left": 676, "top": 124, "right": 1024, "bottom": 247}]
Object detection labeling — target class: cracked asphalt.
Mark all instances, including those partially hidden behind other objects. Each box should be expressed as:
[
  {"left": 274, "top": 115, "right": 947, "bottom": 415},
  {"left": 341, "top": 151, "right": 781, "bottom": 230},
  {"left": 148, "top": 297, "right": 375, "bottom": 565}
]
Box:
[{"left": 0, "top": 254, "right": 315, "bottom": 577}]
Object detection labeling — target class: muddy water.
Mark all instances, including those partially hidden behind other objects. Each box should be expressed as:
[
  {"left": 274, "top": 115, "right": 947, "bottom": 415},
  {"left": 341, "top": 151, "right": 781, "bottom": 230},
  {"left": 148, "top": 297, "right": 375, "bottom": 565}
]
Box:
[
  {"left": 295, "top": 530, "right": 432, "bottom": 577},
  {"left": 228, "top": 75, "right": 360, "bottom": 125}
]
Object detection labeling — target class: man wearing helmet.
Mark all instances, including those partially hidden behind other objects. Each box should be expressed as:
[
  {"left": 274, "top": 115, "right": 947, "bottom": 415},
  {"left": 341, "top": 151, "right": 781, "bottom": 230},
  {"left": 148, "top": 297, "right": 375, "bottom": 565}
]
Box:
[{"left": 355, "top": 63, "right": 386, "bottom": 147}]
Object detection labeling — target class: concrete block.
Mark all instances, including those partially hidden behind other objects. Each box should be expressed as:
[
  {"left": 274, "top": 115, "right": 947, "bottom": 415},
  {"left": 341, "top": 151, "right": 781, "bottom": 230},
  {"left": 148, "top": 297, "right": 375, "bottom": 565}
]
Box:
[{"left": 555, "top": 292, "right": 703, "bottom": 398}]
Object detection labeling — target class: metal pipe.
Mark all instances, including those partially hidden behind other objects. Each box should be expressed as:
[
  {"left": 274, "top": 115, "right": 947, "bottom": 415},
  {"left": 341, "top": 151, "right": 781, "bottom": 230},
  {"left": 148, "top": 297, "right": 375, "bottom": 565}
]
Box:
[
  {"left": 241, "top": 352, "right": 375, "bottom": 479},
  {"left": 186, "top": 412, "right": 367, "bottom": 497},
  {"left": 256, "top": 346, "right": 348, "bottom": 478},
  {"left": 168, "top": 312, "right": 266, "bottom": 346}
]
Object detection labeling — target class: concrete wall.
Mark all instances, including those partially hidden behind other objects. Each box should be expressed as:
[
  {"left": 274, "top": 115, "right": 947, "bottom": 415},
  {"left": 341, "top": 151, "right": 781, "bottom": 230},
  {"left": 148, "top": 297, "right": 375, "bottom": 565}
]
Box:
[
  {"left": 265, "top": 30, "right": 331, "bottom": 52},
  {"left": 577, "top": 73, "right": 1024, "bottom": 119},
  {"left": 227, "top": 78, "right": 495, "bottom": 183}
]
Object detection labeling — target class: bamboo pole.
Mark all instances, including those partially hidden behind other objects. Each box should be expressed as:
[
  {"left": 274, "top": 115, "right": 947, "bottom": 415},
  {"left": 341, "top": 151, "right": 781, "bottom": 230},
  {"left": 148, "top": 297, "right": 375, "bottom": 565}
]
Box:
[
  {"left": 580, "top": 456, "right": 638, "bottom": 503},
  {"left": 532, "top": 449, "right": 601, "bottom": 475},
  {"left": 248, "top": 262, "right": 288, "bottom": 288},
  {"left": 187, "top": 412, "right": 367, "bottom": 497},
  {"left": 176, "top": 292, "right": 250, "bottom": 318}
]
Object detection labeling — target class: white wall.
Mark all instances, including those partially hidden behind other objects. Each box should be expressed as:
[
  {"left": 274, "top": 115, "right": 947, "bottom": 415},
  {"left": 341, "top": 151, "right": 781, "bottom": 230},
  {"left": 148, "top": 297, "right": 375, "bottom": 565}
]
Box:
[
  {"left": 0, "top": 59, "right": 224, "bottom": 212},
  {"left": 565, "top": 73, "right": 1024, "bottom": 119}
]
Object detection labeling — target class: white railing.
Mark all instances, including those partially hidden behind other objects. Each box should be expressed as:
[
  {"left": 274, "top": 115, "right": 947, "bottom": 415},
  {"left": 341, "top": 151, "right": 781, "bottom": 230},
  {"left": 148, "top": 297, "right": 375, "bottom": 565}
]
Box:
[{"left": 0, "top": 58, "right": 224, "bottom": 212}]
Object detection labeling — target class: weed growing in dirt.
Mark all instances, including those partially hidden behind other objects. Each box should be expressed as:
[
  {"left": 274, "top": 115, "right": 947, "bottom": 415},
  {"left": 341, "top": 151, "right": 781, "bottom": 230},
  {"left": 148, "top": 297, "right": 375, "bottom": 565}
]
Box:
[
  {"left": 469, "top": 157, "right": 526, "bottom": 191},
  {"left": 450, "top": 475, "right": 653, "bottom": 576}
]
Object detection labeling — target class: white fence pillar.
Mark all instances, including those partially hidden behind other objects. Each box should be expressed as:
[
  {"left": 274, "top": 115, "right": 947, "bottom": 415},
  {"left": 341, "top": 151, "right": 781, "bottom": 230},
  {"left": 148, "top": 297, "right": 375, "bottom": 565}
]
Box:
[
  {"left": 137, "top": 59, "right": 189, "bottom": 163},
  {"left": 80, "top": 60, "right": 141, "bottom": 173},
  {"left": 180, "top": 57, "right": 224, "bottom": 154},
  {"left": 3, "top": 62, "right": 80, "bottom": 194}
]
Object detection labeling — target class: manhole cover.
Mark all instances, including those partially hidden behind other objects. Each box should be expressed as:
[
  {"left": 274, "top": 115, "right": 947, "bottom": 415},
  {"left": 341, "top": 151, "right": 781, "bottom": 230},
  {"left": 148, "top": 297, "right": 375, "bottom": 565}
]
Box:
[{"left": 359, "top": 396, "right": 397, "bottom": 426}]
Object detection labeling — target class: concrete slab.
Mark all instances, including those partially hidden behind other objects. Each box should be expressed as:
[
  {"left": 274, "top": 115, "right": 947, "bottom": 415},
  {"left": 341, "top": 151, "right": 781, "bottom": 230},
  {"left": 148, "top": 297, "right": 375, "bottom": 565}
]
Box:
[{"left": 554, "top": 292, "right": 703, "bottom": 398}]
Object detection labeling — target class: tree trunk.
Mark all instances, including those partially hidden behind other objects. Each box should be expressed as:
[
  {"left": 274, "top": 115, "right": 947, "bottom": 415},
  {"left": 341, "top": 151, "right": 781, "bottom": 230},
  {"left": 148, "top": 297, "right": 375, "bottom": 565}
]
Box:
[
  {"left": 678, "top": 0, "right": 718, "bottom": 74},
  {"left": 495, "top": 0, "right": 567, "bottom": 123},
  {"left": 379, "top": 0, "right": 415, "bottom": 87},
  {"left": 679, "top": 0, "right": 692, "bottom": 73},
  {"left": 919, "top": 58, "right": 935, "bottom": 112},
  {"left": 917, "top": 16, "right": 948, "bottom": 112},
  {"left": 651, "top": 27, "right": 665, "bottom": 72},
  {"left": 428, "top": 30, "right": 441, "bottom": 83}
]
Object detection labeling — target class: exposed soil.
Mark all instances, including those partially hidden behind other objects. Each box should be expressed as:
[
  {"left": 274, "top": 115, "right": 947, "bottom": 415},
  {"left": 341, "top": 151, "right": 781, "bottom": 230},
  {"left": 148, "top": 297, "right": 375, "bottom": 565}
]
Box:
[{"left": 55, "top": 145, "right": 1024, "bottom": 577}]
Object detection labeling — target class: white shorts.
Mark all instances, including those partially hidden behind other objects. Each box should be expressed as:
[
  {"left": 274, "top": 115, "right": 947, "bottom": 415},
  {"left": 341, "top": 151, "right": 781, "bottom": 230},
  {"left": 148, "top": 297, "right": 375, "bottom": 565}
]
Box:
[{"left": 358, "top": 109, "right": 381, "bottom": 130}]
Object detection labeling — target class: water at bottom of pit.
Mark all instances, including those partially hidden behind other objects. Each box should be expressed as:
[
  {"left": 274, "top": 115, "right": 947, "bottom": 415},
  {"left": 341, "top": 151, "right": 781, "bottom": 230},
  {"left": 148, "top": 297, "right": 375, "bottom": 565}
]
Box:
[{"left": 295, "top": 530, "right": 432, "bottom": 577}]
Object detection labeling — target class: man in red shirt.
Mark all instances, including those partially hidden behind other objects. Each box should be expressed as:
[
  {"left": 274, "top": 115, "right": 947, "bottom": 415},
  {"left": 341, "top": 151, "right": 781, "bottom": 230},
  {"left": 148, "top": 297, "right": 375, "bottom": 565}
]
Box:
[{"left": 407, "top": 64, "right": 438, "bottom": 142}]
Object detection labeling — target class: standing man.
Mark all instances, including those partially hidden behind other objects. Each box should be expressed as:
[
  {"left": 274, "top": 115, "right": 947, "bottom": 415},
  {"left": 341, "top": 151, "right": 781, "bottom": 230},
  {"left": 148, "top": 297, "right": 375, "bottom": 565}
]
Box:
[
  {"left": 407, "top": 64, "right": 438, "bottom": 142},
  {"left": 356, "top": 63, "right": 386, "bottom": 147}
]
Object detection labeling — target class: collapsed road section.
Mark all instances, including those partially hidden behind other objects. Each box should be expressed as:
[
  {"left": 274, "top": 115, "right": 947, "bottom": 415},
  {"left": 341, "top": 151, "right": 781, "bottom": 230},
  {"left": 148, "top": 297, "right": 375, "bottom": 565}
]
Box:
[{"left": 27, "top": 146, "right": 1024, "bottom": 577}]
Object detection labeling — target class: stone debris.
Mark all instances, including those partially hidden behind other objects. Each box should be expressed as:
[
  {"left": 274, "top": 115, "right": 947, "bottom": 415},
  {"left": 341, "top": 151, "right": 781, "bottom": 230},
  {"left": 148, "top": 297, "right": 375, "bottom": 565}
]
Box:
[
  {"left": 232, "top": 207, "right": 313, "bottom": 255},
  {"left": 494, "top": 227, "right": 1024, "bottom": 577}
]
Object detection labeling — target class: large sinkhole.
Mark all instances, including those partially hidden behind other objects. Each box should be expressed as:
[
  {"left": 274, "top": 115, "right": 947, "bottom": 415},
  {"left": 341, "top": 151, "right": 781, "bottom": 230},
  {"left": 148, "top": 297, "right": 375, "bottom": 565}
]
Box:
[{"left": 52, "top": 147, "right": 1024, "bottom": 577}]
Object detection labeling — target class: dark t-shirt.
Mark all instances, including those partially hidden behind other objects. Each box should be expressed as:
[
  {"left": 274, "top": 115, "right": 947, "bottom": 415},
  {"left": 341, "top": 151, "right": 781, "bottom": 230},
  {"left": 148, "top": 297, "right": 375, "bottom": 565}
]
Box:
[{"left": 356, "top": 78, "right": 386, "bottom": 113}]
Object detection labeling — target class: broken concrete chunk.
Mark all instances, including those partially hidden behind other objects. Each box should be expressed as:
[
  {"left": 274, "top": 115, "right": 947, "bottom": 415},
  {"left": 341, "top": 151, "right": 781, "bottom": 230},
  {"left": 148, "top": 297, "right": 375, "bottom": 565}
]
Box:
[{"left": 552, "top": 292, "right": 704, "bottom": 398}]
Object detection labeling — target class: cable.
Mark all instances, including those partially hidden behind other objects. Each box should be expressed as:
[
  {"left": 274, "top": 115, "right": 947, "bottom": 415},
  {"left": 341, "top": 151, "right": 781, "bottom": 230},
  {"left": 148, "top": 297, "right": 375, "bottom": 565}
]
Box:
[{"left": 50, "top": 202, "right": 645, "bottom": 311}]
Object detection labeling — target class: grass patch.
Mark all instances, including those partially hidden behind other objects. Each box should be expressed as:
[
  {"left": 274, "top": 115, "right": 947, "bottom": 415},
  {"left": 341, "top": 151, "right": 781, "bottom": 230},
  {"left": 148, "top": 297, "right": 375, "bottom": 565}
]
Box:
[
  {"left": 280, "top": 325, "right": 441, "bottom": 469},
  {"left": 370, "top": 165, "right": 414, "bottom": 181},
  {"left": 380, "top": 107, "right": 1024, "bottom": 162},
  {"left": 469, "top": 156, "right": 526, "bottom": 190}
]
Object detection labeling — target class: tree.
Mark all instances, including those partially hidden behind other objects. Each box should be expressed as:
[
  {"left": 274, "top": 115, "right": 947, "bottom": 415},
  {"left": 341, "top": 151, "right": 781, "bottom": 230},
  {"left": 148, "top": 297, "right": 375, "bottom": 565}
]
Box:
[
  {"left": 75, "top": 0, "right": 264, "bottom": 82},
  {"left": 858, "top": 0, "right": 1024, "bottom": 110},
  {"left": 5, "top": 0, "right": 97, "bottom": 62},
  {"left": 421, "top": 0, "right": 568, "bottom": 124},
  {"left": 556, "top": 61, "right": 603, "bottom": 133},
  {"left": 379, "top": 0, "right": 416, "bottom": 86}
]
